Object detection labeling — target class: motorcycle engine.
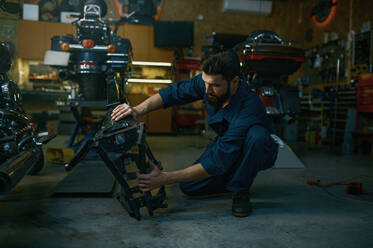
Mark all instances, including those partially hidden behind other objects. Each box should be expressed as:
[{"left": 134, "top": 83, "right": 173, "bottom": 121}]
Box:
[{"left": 0, "top": 42, "right": 33, "bottom": 163}]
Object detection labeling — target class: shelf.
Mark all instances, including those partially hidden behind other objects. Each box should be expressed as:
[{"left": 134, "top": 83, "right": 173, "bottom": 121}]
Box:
[
  {"left": 300, "top": 109, "right": 325, "bottom": 112},
  {"left": 329, "top": 119, "right": 347, "bottom": 123},
  {"left": 337, "top": 90, "right": 356, "bottom": 94},
  {"left": 22, "top": 90, "right": 69, "bottom": 101},
  {"left": 298, "top": 117, "right": 323, "bottom": 121},
  {"left": 127, "top": 78, "right": 172, "bottom": 84},
  {"left": 132, "top": 61, "right": 172, "bottom": 67},
  {"left": 337, "top": 96, "right": 356, "bottom": 100},
  {"left": 335, "top": 128, "right": 346, "bottom": 133},
  {"left": 336, "top": 101, "right": 356, "bottom": 104},
  {"left": 336, "top": 107, "right": 355, "bottom": 110},
  {"left": 302, "top": 82, "right": 350, "bottom": 93},
  {"left": 29, "top": 76, "right": 59, "bottom": 81}
]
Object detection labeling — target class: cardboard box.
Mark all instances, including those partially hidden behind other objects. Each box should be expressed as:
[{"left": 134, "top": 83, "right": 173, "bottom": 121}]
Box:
[
  {"left": 60, "top": 11, "right": 80, "bottom": 23},
  {"left": 47, "top": 120, "right": 59, "bottom": 135}
]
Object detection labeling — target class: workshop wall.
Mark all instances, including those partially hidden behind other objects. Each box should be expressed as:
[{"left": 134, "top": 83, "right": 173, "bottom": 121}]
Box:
[
  {"left": 297, "top": 0, "right": 373, "bottom": 48},
  {"left": 159, "top": 0, "right": 296, "bottom": 57},
  {"left": 157, "top": 0, "right": 373, "bottom": 54},
  {"left": 2, "top": 0, "right": 372, "bottom": 56},
  {"left": 2, "top": 0, "right": 373, "bottom": 80}
]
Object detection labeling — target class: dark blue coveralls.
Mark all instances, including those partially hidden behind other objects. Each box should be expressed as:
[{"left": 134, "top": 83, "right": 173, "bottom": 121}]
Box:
[{"left": 159, "top": 74, "right": 278, "bottom": 195}]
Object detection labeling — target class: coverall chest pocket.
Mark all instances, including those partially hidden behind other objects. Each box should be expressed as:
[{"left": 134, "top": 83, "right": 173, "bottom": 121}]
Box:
[{"left": 211, "top": 118, "right": 229, "bottom": 136}]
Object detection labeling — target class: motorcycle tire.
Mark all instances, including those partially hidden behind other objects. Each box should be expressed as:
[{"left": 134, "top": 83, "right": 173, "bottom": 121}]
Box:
[{"left": 79, "top": 74, "right": 106, "bottom": 101}]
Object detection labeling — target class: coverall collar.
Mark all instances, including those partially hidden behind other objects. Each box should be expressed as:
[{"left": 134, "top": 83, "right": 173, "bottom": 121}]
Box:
[{"left": 207, "top": 78, "right": 247, "bottom": 125}]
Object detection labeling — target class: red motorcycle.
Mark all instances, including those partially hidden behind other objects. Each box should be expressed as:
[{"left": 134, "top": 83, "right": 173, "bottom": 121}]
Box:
[
  {"left": 234, "top": 30, "right": 304, "bottom": 138},
  {"left": 240, "top": 30, "right": 305, "bottom": 117}
]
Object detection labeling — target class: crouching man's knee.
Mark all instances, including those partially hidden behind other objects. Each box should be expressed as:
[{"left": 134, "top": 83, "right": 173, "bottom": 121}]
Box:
[{"left": 245, "top": 125, "right": 278, "bottom": 170}]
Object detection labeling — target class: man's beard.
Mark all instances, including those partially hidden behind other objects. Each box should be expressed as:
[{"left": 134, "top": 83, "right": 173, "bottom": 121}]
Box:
[{"left": 206, "top": 87, "right": 231, "bottom": 109}]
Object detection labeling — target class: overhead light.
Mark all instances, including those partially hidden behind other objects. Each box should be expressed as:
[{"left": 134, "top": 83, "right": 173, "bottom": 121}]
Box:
[
  {"left": 127, "top": 78, "right": 173, "bottom": 84},
  {"left": 132, "top": 61, "right": 172, "bottom": 67}
]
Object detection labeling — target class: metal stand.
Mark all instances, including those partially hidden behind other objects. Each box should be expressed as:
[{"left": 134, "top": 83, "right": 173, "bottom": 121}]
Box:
[
  {"left": 65, "top": 120, "right": 167, "bottom": 220},
  {"left": 331, "top": 58, "right": 341, "bottom": 151},
  {"left": 64, "top": 100, "right": 106, "bottom": 148}
]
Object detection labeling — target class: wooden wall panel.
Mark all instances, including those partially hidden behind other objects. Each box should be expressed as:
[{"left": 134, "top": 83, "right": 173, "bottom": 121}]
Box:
[
  {"left": 147, "top": 108, "right": 173, "bottom": 133},
  {"left": 18, "top": 20, "right": 74, "bottom": 60},
  {"left": 17, "top": 20, "right": 173, "bottom": 62},
  {"left": 118, "top": 24, "right": 173, "bottom": 62},
  {"left": 298, "top": 0, "right": 352, "bottom": 48},
  {"left": 127, "top": 93, "right": 173, "bottom": 133},
  {"left": 44, "top": 22, "right": 75, "bottom": 49},
  {"left": 18, "top": 20, "right": 46, "bottom": 60},
  {"left": 123, "top": 25, "right": 152, "bottom": 61}
]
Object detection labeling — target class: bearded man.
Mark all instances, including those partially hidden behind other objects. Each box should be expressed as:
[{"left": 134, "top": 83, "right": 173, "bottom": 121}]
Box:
[{"left": 111, "top": 50, "right": 278, "bottom": 217}]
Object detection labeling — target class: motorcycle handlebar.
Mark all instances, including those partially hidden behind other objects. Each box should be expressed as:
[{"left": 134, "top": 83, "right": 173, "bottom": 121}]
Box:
[{"left": 104, "top": 12, "right": 136, "bottom": 26}]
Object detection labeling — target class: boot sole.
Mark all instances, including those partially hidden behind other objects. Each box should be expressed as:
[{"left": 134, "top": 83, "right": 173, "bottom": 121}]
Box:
[{"left": 232, "top": 211, "right": 252, "bottom": 217}]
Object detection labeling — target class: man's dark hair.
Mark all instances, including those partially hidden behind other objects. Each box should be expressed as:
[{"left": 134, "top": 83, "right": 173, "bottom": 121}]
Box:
[{"left": 201, "top": 50, "right": 240, "bottom": 82}]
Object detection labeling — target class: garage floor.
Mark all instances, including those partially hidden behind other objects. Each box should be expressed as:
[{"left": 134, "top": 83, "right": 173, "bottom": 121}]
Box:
[{"left": 1, "top": 135, "right": 373, "bottom": 248}]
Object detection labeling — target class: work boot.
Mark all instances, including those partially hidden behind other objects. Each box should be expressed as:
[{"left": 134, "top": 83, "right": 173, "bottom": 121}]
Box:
[{"left": 232, "top": 191, "right": 252, "bottom": 217}]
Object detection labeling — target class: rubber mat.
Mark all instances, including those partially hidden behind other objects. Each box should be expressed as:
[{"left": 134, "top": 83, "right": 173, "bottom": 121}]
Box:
[
  {"left": 272, "top": 144, "right": 305, "bottom": 169},
  {"left": 52, "top": 160, "right": 116, "bottom": 197}
]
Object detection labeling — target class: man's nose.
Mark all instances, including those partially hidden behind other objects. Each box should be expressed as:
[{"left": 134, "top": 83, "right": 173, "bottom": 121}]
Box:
[{"left": 206, "top": 85, "right": 212, "bottom": 94}]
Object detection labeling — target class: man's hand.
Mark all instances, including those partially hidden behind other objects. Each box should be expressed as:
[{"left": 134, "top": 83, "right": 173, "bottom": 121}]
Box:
[
  {"left": 111, "top": 103, "right": 137, "bottom": 121},
  {"left": 136, "top": 161, "right": 168, "bottom": 192}
]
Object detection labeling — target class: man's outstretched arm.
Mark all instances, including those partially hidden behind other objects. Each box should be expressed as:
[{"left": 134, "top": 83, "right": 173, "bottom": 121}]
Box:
[
  {"left": 111, "top": 93, "right": 164, "bottom": 121},
  {"left": 136, "top": 162, "right": 211, "bottom": 192}
]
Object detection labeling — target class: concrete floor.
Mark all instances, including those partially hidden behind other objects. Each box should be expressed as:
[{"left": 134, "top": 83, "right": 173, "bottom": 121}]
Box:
[{"left": 1, "top": 135, "right": 373, "bottom": 248}]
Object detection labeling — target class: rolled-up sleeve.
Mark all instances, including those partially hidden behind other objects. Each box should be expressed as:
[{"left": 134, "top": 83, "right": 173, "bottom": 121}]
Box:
[{"left": 159, "top": 74, "right": 205, "bottom": 108}]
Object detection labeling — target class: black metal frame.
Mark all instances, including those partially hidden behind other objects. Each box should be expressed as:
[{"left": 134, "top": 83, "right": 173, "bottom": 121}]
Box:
[
  {"left": 65, "top": 120, "right": 167, "bottom": 220},
  {"left": 65, "top": 100, "right": 106, "bottom": 148},
  {"left": 52, "top": 2, "right": 167, "bottom": 220}
]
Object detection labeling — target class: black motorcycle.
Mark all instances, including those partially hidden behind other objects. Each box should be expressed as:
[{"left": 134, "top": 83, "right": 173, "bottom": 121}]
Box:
[
  {"left": 45, "top": 0, "right": 167, "bottom": 220},
  {"left": 46, "top": 0, "right": 132, "bottom": 103},
  {"left": 0, "top": 42, "right": 55, "bottom": 197}
]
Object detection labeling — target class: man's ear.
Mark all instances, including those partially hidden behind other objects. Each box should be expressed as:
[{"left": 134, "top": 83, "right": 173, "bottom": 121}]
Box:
[
  {"left": 234, "top": 76, "right": 240, "bottom": 84},
  {"left": 231, "top": 76, "right": 240, "bottom": 89}
]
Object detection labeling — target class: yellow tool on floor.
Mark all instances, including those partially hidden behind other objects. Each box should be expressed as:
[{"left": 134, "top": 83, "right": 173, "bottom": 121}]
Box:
[{"left": 46, "top": 147, "right": 75, "bottom": 164}]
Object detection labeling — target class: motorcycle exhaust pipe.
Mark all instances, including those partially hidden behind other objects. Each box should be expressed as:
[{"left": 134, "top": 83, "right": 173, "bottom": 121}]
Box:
[{"left": 0, "top": 149, "right": 41, "bottom": 197}]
